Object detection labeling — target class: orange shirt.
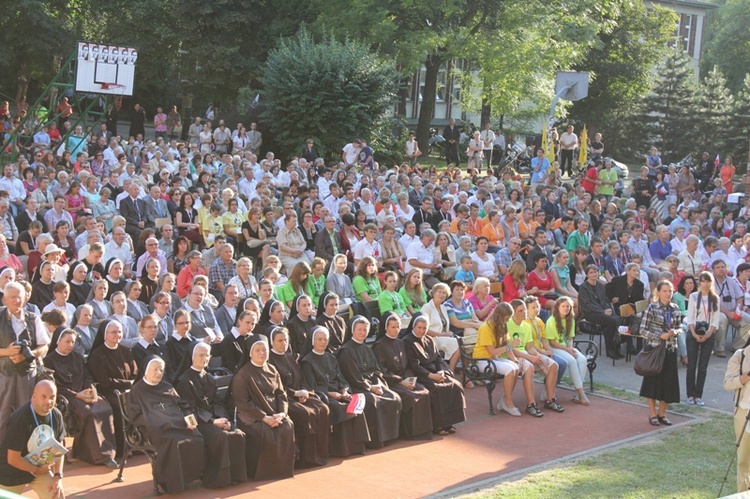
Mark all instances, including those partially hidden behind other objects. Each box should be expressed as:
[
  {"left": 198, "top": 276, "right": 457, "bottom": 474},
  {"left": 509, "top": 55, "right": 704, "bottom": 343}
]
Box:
[
  {"left": 467, "top": 217, "right": 483, "bottom": 238},
  {"left": 482, "top": 222, "right": 505, "bottom": 246},
  {"left": 518, "top": 219, "right": 538, "bottom": 240}
]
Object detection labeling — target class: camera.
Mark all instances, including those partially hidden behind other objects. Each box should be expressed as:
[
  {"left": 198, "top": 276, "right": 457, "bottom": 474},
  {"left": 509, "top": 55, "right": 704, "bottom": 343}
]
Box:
[
  {"left": 694, "top": 322, "right": 710, "bottom": 336},
  {"left": 723, "top": 295, "right": 732, "bottom": 303},
  {"left": 14, "top": 340, "right": 34, "bottom": 362}
]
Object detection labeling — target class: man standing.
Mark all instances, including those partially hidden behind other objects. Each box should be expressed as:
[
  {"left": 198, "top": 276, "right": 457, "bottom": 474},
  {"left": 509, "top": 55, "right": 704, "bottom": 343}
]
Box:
[
  {"left": 479, "top": 122, "right": 495, "bottom": 169},
  {"left": 559, "top": 124, "right": 578, "bottom": 177},
  {"left": 300, "top": 139, "right": 318, "bottom": 163},
  {"left": 443, "top": 118, "right": 460, "bottom": 166},
  {"left": 213, "top": 121, "right": 231, "bottom": 154},
  {"left": 248, "top": 122, "right": 262, "bottom": 154},
  {"left": 0, "top": 283, "right": 49, "bottom": 446},
  {"left": 129, "top": 103, "right": 146, "bottom": 138},
  {"left": 358, "top": 140, "right": 374, "bottom": 170}
]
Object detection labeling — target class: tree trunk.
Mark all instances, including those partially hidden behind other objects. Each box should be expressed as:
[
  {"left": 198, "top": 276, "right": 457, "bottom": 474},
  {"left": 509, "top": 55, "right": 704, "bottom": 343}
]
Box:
[
  {"left": 417, "top": 54, "right": 442, "bottom": 155},
  {"left": 480, "top": 76, "right": 492, "bottom": 126}
]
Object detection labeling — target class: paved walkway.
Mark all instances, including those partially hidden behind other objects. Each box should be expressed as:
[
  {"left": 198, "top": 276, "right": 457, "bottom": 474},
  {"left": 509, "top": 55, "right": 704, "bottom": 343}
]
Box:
[
  {"left": 590, "top": 337, "right": 736, "bottom": 412},
  {"left": 41, "top": 387, "right": 693, "bottom": 499}
]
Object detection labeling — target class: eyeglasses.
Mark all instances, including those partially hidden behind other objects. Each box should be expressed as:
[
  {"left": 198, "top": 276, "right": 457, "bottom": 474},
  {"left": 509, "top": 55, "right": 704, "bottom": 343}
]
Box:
[
  {"left": 175, "top": 321, "right": 189, "bottom": 325},
  {"left": 156, "top": 300, "right": 170, "bottom": 305}
]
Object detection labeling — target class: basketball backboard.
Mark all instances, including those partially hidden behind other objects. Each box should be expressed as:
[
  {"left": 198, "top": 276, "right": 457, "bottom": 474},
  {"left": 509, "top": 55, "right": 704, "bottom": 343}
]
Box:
[
  {"left": 75, "top": 41, "right": 136, "bottom": 96},
  {"left": 554, "top": 72, "right": 589, "bottom": 101}
]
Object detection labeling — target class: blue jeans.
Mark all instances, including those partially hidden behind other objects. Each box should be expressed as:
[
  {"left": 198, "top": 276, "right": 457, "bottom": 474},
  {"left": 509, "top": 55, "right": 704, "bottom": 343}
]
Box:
[{"left": 552, "top": 353, "right": 568, "bottom": 385}]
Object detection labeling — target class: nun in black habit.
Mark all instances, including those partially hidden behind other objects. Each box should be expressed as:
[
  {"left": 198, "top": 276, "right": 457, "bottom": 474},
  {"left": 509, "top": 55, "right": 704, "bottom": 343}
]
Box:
[
  {"left": 174, "top": 342, "right": 248, "bottom": 487},
  {"left": 125, "top": 357, "right": 206, "bottom": 494},
  {"left": 315, "top": 292, "right": 348, "bottom": 354},
  {"left": 231, "top": 338, "right": 296, "bottom": 481},
  {"left": 67, "top": 261, "right": 92, "bottom": 307},
  {"left": 267, "top": 326, "right": 329, "bottom": 468},
  {"left": 219, "top": 309, "right": 263, "bottom": 372},
  {"left": 43, "top": 327, "right": 118, "bottom": 467},
  {"left": 403, "top": 313, "right": 466, "bottom": 434},
  {"left": 337, "top": 315, "right": 402, "bottom": 449},
  {"left": 255, "top": 298, "right": 286, "bottom": 339},
  {"left": 285, "top": 294, "right": 316, "bottom": 359},
  {"left": 300, "top": 326, "right": 370, "bottom": 457},
  {"left": 373, "top": 312, "right": 433, "bottom": 439}
]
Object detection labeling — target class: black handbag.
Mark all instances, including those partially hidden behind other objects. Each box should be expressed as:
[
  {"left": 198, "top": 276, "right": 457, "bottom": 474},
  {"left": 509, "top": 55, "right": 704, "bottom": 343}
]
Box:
[{"left": 634, "top": 342, "right": 666, "bottom": 377}]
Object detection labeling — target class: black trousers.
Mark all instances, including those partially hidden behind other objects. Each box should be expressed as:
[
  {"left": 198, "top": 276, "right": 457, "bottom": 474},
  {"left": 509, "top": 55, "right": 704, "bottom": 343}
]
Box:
[
  {"left": 561, "top": 149, "right": 575, "bottom": 175},
  {"left": 584, "top": 312, "right": 619, "bottom": 352},
  {"left": 686, "top": 334, "right": 714, "bottom": 398},
  {"left": 445, "top": 143, "right": 459, "bottom": 166}
]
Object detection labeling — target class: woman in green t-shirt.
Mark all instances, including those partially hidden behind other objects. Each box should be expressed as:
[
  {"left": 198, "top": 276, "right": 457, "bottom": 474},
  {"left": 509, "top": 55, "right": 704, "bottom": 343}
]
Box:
[
  {"left": 352, "top": 255, "right": 381, "bottom": 302},
  {"left": 378, "top": 270, "right": 408, "bottom": 317},
  {"left": 399, "top": 269, "right": 428, "bottom": 315},
  {"left": 279, "top": 261, "right": 311, "bottom": 308},
  {"left": 546, "top": 296, "right": 589, "bottom": 405}
]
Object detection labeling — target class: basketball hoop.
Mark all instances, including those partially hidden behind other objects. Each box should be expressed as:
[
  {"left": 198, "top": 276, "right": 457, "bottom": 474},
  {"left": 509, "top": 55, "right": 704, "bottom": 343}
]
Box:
[{"left": 100, "top": 82, "right": 125, "bottom": 91}]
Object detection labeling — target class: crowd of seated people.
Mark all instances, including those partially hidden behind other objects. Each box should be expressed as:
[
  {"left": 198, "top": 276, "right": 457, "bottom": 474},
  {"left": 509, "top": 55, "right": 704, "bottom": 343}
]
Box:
[{"left": 1, "top": 119, "right": 748, "bottom": 496}]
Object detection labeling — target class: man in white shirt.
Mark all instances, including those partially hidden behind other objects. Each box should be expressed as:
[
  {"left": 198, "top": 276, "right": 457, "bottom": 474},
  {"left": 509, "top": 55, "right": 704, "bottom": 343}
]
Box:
[
  {"left": 559, "top": 124, "right": 578, "bottom": 177},
  {"left": 479, "top": 122, "right": 495, "bottom": 168},
  {"left": 0, "top": 165, "right": 26, "bottom": 216},
  {"left": 341, "top": 139, "right": 362, "bottom": 166},
  {"left": 104, "top": 226, "right": 135, "bottom": 278},
  {"left": 324, "top": 184, "right": 342, "bottom": 221},
  {"left": 405, "top": 229, "right": 440, "bottom": 288},
  {"left": 102, "top": 138, "right": 120, "bottom": 170},
  {"left": 317, "top": 169, "right": 332, "bottom": 199},
  {"left": 238, "top": 167, "right": 257, "bottom": 200},
  {"left": 399, "top": 221, "right": 419, "bottom": 252},
  {"left": 358, "top": 188, "right": 377, "bottom": 221}
]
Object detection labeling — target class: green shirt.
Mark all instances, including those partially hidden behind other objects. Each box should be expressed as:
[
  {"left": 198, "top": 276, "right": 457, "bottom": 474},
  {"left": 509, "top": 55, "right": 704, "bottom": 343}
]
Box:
[
  {"left": 506, "top": 318, "right": 533, "bottom": 353},
  {"left": 598, "top": 169, "right": 618, "bottom": 196},
  {"left": 352, "top": 275, "right": 381, "bottom": 302},
  {"left": 399, "top": 287, "right": 428, "bottom": 311},
  {"left": 566, "top": 230, "right": 590, "bottom": 253},
  {"left": 544, "top": 316, "right": 576, "bottom": 344},
  {"left": 306, "top": 274, "right": 326, "bottom": 307},
  {"left": 673, "top": 293, "right": 687, "bottom": 313},
  {"left": 378, "top": 289, "right": 407, "bottom": 316},
  {"left": 279, "top": 281, "right": 303, "bottom": 305}
]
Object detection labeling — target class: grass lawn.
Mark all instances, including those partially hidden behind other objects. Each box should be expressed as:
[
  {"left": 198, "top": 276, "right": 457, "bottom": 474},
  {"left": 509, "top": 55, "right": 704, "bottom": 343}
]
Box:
[{"left": 467, "top": 408, "right": 736, "bottom": 499}]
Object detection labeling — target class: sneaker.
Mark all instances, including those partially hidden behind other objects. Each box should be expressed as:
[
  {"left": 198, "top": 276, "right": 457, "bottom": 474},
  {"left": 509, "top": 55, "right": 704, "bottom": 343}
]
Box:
[
  {"left": 544, "top": 398, "right": 565, "bottom": 413},
  {"left": 499, "top": 399, "right": 522, "bottom": 417},
  {"left": 686, "top": 397, "right": 695, "bottom": 405},
  {"left": 695, "top": 398, "right": 705, "bottom": 406},
  {"left": 526, "top": 403, "right": 544, "bottom": 417},
  {"left": 715, "top": 351, "right": 727, "bottom": 358}
]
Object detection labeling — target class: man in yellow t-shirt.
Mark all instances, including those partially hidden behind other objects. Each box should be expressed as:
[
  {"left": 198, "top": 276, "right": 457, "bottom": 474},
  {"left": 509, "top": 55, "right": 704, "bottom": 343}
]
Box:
[{"left": 507, "top": 299, "right": 564, "bottom": 416}]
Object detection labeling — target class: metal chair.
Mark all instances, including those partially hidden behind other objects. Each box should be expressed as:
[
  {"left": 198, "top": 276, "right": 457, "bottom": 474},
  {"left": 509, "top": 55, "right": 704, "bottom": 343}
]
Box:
[{"left": 113, "top": 389, "right": 161, "bottom": 495}]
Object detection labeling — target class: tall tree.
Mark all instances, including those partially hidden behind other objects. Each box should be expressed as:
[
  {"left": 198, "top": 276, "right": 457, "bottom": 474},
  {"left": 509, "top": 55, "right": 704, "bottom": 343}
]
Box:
[
  {"left": 730, "top": 73, "right": 750, "bottom": 166},
  {"left": 567, "top": 0, "right": 676, "bottom": 159},
  {"left": 702, "top": 0, "right": 750, "bottom": 93},
  {"left": 257, "top": 30, "right": 396, "bottom": 161},
  {"left": 639, "top": 50, "right": 698, "bottom": 162},
  {"left": 696, "top": 66, "right": 734, "bottom": 156}
]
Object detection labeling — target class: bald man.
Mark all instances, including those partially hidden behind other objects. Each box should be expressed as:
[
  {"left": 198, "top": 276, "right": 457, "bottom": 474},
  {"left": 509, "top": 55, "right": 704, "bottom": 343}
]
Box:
[{"left": 0, "top": 379, "right": 66, "bottom": 498}]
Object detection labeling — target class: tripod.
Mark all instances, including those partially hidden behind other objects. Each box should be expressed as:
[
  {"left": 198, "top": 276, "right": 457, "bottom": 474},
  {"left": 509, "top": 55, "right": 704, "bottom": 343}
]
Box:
[{"left": 719, "top": 407, "right": 750, "bottom": 497}]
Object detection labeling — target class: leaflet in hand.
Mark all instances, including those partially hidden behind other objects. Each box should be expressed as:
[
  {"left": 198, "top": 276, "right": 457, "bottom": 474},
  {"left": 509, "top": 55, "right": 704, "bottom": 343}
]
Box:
[{"left": 24, "top": 437, "right": 68, "bottom": 466}]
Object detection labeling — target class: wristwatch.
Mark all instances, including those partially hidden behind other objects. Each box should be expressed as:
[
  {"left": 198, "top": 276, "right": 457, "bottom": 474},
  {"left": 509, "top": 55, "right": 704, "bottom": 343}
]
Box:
[{"left": 54, "top": 472, "right": 63, "bottom": 479}]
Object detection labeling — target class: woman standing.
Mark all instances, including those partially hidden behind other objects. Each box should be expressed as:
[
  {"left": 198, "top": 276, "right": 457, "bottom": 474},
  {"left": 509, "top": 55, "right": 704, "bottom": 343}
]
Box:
[
  {"left": 721, "top": 156, "right": 736, "bottom": 194},
  {"left": 639, "top": 280, "right": 682, "bottom": 426},
  {"left": 684, "top": 272, "right": 720, "bottom": 406},
  {"left": 467, "top": 131, "right": 483, "bottom": 171}
]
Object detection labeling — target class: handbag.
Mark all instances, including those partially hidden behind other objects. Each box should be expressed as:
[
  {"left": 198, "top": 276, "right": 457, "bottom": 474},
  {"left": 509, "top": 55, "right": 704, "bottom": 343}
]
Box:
[{"left": 634, "top": 341, "right": 666, "bottom": 377}]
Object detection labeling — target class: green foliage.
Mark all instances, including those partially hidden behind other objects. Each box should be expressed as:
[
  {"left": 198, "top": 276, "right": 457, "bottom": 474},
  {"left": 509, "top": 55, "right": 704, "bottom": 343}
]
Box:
[
  {"left": 696, "top": 66, "right": 734, "bottom": 155},
  {"left": 703, "top": 0, "right": 750, "bottom": 93},
  {"left": 569, "top": 1, "right": 676, "bottom": 160},
  {"left": 730, "top": 73, "right": 750, "bottom": 165},
  {"left": 258, "top": 29, "right": 397, "bottom": 162},
  {"left": 639, "top": 50, "right": 698, "bottom": 162}
]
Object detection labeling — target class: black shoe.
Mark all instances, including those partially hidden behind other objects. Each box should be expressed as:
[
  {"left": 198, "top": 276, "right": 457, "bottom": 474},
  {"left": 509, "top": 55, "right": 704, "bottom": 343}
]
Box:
[
  {"left": 526, "top": 403, "right": 544, "bottom": 417},
  {"left": 104, "top": 458, "right": 119, "bottom": 469},
  {"left": 649, "top": 416, "right": 660, "bottom": 426},
  {"left": 657, "top": 416, "right": 672, "bottom": 426},
  {"left": 607, "top": 348, "right": 624, "bottom": 360}
]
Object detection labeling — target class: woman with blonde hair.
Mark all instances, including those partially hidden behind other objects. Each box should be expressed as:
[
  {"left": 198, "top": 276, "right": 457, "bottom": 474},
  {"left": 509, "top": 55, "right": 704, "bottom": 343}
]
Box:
[
  {"left": 502, "top": 258, "right": 532, "bottom": 303},
  {"left": 399, "top": 268, "right": 428, "bottom": 315},
  {"left": 466, "top": 277, "right": 499, "bottom": 321},
  {"left": 420, "top": 282, "right": 461, "bottom": 374},
  {"left": 546, "top": 296, "right": 590, "bottom": 405}
]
